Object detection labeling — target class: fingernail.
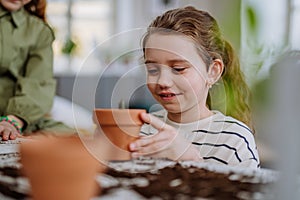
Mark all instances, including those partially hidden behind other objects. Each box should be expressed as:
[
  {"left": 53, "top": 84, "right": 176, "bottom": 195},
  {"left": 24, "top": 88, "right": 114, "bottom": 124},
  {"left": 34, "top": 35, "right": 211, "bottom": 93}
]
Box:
[
  {"left": 141, "top": 112, "right": 148, "bottom": 118},
  {"left": 129, "top": 143, "right": 135, "bottom": 150}
]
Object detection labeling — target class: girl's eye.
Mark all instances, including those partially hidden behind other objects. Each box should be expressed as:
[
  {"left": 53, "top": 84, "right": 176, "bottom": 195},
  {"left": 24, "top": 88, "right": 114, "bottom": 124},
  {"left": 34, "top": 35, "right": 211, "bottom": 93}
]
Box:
[
  {"left": 146, "top": 65, "right": 159, "bottom": 75},
  {"left": 147, "top": 69, "right": 159, "bottom": 75},
  {"left": 172, "top": 67, "right": 186, "bottom": 74}
]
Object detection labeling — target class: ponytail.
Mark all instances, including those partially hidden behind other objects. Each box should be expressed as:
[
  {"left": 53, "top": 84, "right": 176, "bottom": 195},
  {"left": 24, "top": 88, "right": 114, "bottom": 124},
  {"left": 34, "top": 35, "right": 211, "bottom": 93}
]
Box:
[{"left": 209, "top": 41, "right": 254, "bottom": 133}]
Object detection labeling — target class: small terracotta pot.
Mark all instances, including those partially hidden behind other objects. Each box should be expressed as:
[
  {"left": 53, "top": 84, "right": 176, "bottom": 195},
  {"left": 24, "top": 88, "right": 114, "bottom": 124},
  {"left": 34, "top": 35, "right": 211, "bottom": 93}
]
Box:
[
  {"left": 93, "top": 109, "right": 146, "bottom": 160},
  {"left": 20, "top": 135, "right": 105, "bottom": 200}
]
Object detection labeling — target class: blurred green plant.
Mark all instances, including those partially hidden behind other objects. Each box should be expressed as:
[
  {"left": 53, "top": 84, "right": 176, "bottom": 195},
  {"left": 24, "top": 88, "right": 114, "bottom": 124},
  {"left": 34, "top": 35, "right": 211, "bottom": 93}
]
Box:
[
  {"left": 61, "top": 37, "right": 77, "bottom": 55},
  {"left": 245, "top": 5, "right": 257, "bottom": 34},
  {"left": 243, "top": 3, "right": 288, "bottom": 87}
]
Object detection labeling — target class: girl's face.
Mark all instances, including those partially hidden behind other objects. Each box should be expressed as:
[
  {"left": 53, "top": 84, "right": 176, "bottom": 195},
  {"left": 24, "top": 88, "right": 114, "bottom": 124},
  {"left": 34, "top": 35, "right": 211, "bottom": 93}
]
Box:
[
  {"left": 1, "top": 0, "right": 32, "bottom": 12},
  {"left": 144, "top": 33, "right": 211, "bottom": 120}
]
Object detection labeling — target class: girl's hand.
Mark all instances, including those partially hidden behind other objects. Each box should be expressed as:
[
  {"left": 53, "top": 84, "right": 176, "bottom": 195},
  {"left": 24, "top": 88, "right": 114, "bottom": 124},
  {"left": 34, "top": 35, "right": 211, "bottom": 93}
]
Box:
[
  {"left": 0, "top": 121, "right": 21, "bottom": 140},
  {"left": 129, "top": 113, "right": 202, "bottom": 161}
]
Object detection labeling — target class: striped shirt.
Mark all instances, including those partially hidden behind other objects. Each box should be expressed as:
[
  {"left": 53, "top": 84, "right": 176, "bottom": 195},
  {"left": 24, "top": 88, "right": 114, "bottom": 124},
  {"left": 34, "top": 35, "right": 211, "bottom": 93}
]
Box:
[{"left": 140, "top": 110, "right": 260, "bottom": 168}]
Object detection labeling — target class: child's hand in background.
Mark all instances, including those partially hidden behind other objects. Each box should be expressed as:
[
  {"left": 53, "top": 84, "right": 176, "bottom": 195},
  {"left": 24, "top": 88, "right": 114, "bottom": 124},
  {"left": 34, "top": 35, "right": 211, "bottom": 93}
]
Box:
[{"left": 0, "top": 122, "right": 21, "bottom": 140}]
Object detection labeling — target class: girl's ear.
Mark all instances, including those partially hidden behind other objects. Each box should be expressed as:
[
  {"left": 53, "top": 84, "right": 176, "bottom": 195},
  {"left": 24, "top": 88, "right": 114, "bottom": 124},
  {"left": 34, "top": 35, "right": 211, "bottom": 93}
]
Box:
[{"left": 207, "top": 59, "right": 224, "bottom": 86}]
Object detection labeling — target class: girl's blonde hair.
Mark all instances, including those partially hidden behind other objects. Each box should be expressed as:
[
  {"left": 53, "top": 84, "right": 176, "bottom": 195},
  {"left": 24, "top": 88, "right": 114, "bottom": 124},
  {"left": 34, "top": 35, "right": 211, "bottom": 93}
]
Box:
[{"left": 142, "top": 6, "right": 254, "bottom": 133}]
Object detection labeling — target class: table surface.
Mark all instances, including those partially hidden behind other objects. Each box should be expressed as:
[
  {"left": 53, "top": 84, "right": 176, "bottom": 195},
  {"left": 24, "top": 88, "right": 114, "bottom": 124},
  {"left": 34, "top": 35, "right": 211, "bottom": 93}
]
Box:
[{"left": 0, "top": 138, "right": 278, "bottom": 200}]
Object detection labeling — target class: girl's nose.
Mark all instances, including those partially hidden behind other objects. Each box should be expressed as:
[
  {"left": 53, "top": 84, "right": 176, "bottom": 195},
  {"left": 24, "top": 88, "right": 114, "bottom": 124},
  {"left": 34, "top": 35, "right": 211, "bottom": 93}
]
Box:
[{"left": 157, "top": 68, "right": 173, "bottom": 88}]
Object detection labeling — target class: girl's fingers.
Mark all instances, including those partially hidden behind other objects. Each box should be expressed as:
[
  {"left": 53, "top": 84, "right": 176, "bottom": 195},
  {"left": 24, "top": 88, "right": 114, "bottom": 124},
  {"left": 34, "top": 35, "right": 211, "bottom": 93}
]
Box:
[
  {"left": 131, "top": 140, "right": 167, "bottom": 157},
  {"left": 140, "top": 113, "right": 168, "bottom": 131},
  {"left": 131, "top": 113, "right": 184, "bottom": 159},
  {"left": 129, "top": 137, "right": 153, "bottom": 151},
  {"left": 0, "top": 124, "right": 20, "bottom": 140},
  {"left": 130, "top": 129, "right": 173, "bottom": 151},
  {"left": 9, "top": 131, "right": 18, "bottom": 140},
  {"left": 130, "top": 113, "right": 178, "bottom": 152},
  {"left": 132, "top": 133, "right": 170, "bottom": 148},
  {"left": 130, "top": 135, "right": 156, "bottom": 149},
  {"left": 2, "top": 129, "right": 12, "bottom": 140}
]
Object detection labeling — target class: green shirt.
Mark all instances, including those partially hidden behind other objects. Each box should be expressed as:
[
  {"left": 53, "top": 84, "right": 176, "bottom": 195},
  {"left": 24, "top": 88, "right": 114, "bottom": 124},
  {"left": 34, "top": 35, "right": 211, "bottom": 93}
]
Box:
[{"left": 0, "top": 6, "right": 72, "bottom": 133}]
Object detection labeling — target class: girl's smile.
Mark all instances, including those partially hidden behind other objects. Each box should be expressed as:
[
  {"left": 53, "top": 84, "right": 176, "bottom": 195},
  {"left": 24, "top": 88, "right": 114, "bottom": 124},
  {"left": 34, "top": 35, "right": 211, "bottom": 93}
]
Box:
[{"left": 158, "top": 91, "right": 182, "bottom": 101}]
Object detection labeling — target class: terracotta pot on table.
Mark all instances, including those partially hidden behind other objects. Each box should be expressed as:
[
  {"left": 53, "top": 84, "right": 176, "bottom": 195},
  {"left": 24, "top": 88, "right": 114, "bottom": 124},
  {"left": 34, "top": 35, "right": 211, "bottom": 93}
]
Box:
[
  {"left": 20, "top": 135, "right": 105, "bottom": 200},
  {"left": 93, "top": 108, "right": 146, "bottom": 160}
]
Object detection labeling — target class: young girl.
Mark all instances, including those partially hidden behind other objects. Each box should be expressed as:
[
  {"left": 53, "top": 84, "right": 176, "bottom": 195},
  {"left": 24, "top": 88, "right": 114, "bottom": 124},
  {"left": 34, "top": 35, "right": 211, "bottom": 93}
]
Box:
[
  {"left": 0, "top": 0, "right": 72, "bottom": 140},
  {"left": 129, "top": 6, "right": 260, "bottom": 168}
]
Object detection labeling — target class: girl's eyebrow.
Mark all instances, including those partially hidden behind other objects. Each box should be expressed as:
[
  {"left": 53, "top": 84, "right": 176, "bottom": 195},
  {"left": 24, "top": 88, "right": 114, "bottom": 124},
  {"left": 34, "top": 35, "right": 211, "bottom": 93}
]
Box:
[
  {"left": 144, "top": 60, "right": 157, "bottom": 64},
  {"left": 144, "top": 59, "right": 189, "bottom": 64},
  {"left": 168, "top": 59, "right": 190, "bottom": 65}
]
